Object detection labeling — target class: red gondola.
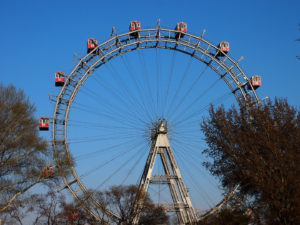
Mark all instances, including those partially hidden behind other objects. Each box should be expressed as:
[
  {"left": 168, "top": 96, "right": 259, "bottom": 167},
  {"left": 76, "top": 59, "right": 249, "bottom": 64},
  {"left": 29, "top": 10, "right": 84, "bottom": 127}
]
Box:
[
  {"left": 129, "top": 21, "right": 141, "bottom": 37},
  {"left": 272, "top": 121, "right": 278, "bottom": 131},
  {"left": 68, "top": 210, "right": 79, "bottom": 221},
  {"left": 246, "top": 208, "right": 253, "bottom": 220},
  {"left": 43, "top": 165, "right": 54, "bottom": 178},
  {"left": 216, "top": 41, "right": 230, "bottom": 56},
  {"left": 247, "top": 75, "right": 261, "bottom": 90},
  {"left": 55, "top": 72, "right": 65, "bottom": 87},
  {"left": 39, "top": 117, "right": 49, "bottom": 131},
  {"left": 87, "top": 38, "right": 98, "bottom": 54},
  {"left": 175, "top": 22, "right": 187, "bottom": 39}
]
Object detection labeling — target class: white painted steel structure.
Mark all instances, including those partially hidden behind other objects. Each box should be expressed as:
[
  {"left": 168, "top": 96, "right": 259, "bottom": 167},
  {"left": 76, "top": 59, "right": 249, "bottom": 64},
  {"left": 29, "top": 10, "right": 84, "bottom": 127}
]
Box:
[
  {"left": 133, "top": 121, "right": 196, "bottom": 224},
  {"left": 50, "top": 22, "right": 261, "bottom": 224}
]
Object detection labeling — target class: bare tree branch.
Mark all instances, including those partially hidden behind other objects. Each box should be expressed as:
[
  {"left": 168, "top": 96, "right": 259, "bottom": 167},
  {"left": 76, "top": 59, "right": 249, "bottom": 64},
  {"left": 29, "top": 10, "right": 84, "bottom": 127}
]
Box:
[{"left": 0, "top": 84, "right": 52, "bottom": 212}]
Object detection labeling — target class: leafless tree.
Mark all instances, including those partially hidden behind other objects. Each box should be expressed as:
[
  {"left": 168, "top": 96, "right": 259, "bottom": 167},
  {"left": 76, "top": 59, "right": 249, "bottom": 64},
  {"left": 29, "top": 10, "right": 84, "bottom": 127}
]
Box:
[
  {"left": 0, "top": 84, "right": 52, "bottom": 213},
  {"left": 201, "top": 98, "right": 300, "bottom": 225},
  {"left": 58, "top": 201, "right": 101, "bottom": 225},
  {"left": 28, "top": 191, "right": 66, "bottom": 225},
  {"left": 0, "top": 197, "right": 29, "bottom": 225},
  {"left": 102, "top": 185, "right": 168, "bottom": 225},
  {"left": 4, "top": 185, "right": 168, "bottom": 225},
  {"left": 5, "top": 191, "right": 100, "bottom": 225}
]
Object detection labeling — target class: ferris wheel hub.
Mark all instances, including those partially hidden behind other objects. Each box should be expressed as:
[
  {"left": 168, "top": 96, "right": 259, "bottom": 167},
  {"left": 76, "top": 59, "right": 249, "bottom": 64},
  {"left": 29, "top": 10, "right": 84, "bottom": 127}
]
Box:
[
  {"left": 157, "top": 122, "right": 167, "bottom": 134},
  {"left": 150, "top": 119, "right": 168, "bottom": 139}
]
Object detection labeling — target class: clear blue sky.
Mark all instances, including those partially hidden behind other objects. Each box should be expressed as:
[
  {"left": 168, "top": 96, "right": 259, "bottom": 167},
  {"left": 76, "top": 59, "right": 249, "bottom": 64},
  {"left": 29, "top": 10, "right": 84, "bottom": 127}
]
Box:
[
  {"left": 1, "top": 0, "right": 299, "bottom": 216},
  {"left": 0, "top": 0, "right": 299, "bottom": 112}
]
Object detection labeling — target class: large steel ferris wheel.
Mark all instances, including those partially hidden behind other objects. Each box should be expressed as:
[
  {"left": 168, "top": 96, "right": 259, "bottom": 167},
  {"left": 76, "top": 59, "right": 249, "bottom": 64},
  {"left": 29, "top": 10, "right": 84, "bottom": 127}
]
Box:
[{"left": 47, "top": 20, "right": 261, "bottom": 224}]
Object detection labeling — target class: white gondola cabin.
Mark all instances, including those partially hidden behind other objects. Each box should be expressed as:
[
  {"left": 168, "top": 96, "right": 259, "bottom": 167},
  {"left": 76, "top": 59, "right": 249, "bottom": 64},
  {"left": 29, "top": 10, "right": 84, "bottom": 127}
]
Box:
[
  {"left": 129, "top": 21, "right": 141, "bottom": 37},
  {"left": 87, "top": 38, "right": 98, "bottom": 54},
  {"left": 43, "top": 165, "right": 54, "bottom": 178},
  {"left": 175, "top": 22, "right": 187, "bottom": 39},
  {"left": 55, "top": 72, "right": 65, "bottom": 87},
  {"left": 247, "top": 75, "right": 261, "bottom": 90},
  {"left": 216, "top": 41, "right": 230, "bottom": 56},
  {"left": 39, "top": 117, "right": 49, "bottom": 131}
]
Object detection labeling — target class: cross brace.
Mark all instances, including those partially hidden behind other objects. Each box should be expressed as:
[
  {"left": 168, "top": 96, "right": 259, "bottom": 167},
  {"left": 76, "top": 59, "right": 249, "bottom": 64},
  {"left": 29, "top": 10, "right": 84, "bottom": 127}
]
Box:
[{"left": 133, "top": 131, "right": 197, "bottom": 224}]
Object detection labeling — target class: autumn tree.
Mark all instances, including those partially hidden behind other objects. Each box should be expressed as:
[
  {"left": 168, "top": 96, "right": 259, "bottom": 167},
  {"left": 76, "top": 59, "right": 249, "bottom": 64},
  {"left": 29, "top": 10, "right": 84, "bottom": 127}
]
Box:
[
  {"left": 201, "top": 98, "right": 300, "bottom": 225},
  {"left": 0, "top": 84, "right": 51, "bottom": 213}
]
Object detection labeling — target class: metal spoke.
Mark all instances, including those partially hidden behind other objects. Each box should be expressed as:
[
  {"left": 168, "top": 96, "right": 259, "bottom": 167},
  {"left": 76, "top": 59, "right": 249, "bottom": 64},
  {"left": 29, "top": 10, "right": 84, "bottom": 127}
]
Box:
[{"left": 50, "top": 24, "right": 261, "bottom": 224}]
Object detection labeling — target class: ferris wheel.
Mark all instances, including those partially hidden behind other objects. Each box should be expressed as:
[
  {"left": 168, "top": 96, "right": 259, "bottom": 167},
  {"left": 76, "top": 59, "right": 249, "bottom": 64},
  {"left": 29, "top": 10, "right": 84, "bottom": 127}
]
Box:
[{"left": 40, "top": 20, "right": 262, "bottom": 224}]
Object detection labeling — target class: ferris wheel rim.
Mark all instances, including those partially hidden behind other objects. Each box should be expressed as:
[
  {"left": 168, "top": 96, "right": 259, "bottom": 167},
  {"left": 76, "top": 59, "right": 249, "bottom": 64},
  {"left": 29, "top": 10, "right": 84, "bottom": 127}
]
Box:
[{"left": 52, "top": 26, "right": 261, "bottom": 222}]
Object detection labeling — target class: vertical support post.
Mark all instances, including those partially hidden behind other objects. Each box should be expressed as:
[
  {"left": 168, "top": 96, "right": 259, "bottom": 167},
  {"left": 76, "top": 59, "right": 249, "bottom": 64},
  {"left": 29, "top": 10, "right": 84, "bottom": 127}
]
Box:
[{"left": 133, "top": 121, "right": 196, "bottom": 225}]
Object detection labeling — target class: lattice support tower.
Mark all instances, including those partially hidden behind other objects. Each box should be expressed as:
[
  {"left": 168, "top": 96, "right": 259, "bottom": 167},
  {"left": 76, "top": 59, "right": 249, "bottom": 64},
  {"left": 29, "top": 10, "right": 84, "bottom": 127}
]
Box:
[{"left": 133, "top": 120, "right": 197, "bottom": 225}]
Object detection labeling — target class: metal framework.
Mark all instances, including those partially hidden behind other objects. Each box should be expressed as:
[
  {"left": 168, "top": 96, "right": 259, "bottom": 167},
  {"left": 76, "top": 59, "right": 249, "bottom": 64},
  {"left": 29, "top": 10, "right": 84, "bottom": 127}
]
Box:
[
  {"left": 51, "top": 23, "right": 261, "bottom": 224},
  {"left": 132, "top": 120, "right": 196, "bottom": 224}
]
